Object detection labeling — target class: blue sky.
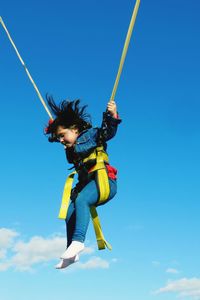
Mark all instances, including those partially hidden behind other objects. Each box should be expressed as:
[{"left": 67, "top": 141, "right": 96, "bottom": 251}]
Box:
[{"left": 1, "top": 0, "right": 200, "bottom": 299}]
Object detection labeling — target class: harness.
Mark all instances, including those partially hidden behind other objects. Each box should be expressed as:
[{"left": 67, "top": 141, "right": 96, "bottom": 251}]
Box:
[{"left": 58, "top": 145, "right": 112, "bottom": 250}]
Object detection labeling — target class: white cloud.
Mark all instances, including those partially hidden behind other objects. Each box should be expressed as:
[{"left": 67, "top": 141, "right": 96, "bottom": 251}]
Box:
[
  {"left": 0, "top": 261, "right": 11, "bottom": 271},
  {"left": 0, "top": 249, "right": 7, "bottom": 259},
  {"left": 0, "top": 234, "right": 66, "bottom": 271},
  {"left": 0, "top": 228, "right": 19, "bottom": 248},
  {"left": 0, "top": 228, "right": 113, "bottom": 272},
  {"left": 155, "top": 277, "right": 200, "bottom": 299},
  {"left": 78, "top": 256, "right": 109, "bottom": 269},
  {"left": 11, "top": 235, "right": 66, "bottom": 271},
  {"left": 82, "top": 246, "right": 95, "bottom": 255},
  {"left": 166, "top": 268, "right": 180, "bottom": 274}
]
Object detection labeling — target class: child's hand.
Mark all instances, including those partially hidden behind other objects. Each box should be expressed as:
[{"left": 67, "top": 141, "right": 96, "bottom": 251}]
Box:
[{"left": 107, "top": 100, "right": 117, "bottom": 118}]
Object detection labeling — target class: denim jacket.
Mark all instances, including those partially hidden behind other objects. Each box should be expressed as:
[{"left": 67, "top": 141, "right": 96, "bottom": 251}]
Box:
[{"left": 65, "top": 112, "right": 121, "bottom": 164}]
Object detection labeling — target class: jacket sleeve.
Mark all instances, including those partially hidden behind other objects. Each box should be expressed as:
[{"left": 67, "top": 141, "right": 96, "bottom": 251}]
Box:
[{"left": 100, "top": 112, "right": 122, "bottom": 142}]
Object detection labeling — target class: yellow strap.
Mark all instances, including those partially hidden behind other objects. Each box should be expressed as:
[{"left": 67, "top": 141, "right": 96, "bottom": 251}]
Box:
[
  {"left": 89, "top": 147, "right": 111, "bottom": 249},
  {"left": 90, "top": 206, "right": 112, "bottom": 250},
  {"left": 90, "top": 166, "right": 111, "bottom": 250},
  {"left": 96, "top": 168, "right": 110, "bottom": 204},
  {"left": 110, "top": 0, "right": 140, "bottom": 101},
  {"left": 83, "top": 146, "right": 109, "bottom": 165},
  {"left": 95, "top": 148, "right": 110, "bottom": 204},
  {"left": 0, "top": 16, "right": 53, "bottom": 120},
  {"left": 58, "top": 171, "right": 76, "bottom": 219},
  {"left": 84, "top": 146, "right": 110, "bottom": 204}
]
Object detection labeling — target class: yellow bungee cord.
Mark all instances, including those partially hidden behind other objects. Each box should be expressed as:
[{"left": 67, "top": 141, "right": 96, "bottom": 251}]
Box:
[
  {"left": 0, "top": 0, "right": 140, "bottom": 116},
  {"left": 110, "top": 0, "right": 140, "bottom": 101},
  {"left": 0, "top": 16, "right": 53, "bottom": 120}
]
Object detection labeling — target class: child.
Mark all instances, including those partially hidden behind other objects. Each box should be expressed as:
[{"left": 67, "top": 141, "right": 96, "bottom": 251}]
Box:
[{"left": 45, "top": 96, "right": 121, "bottom": 269}]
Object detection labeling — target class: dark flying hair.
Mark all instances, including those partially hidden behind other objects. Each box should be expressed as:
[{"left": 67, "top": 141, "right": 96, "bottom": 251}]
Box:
[{"left": 45, "top": 95, "right": 92, "bottom": 142}]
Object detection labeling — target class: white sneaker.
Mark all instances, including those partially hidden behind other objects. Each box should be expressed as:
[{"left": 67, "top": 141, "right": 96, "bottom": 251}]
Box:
[
  {"left": 60, "top": 241, "right": 84, "bottom": 259},
  {"left": 55, "top": 255, "right": 79, "bottom": 269}
]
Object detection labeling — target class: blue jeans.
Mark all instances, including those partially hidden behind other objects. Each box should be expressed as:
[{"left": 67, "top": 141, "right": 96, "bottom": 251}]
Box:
[{"left": 65, "top": 179, "right": 117, "bottom": 246}]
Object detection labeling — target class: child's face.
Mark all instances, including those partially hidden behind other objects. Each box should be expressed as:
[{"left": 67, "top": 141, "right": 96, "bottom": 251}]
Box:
[{"left": 56, "top": 126, "right": 79, "bottom": 148}]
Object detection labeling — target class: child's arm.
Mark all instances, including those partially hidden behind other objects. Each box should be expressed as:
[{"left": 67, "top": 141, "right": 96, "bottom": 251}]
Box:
[
  {"left": 100, "top": 100, "right": 121, "bottom": 142},
  {"left": 107, "top": 101, "right": 118, "bottom": 118}
]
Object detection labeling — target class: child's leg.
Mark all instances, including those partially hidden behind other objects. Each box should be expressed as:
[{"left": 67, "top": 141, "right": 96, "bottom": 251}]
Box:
[
  {"left": 61, "top": 179, "right": 117, "bottom": 259},
  {"left": 65, "top": 202, "right": 76, "bottom": 247},
  {"left": 61, "top": 180, "right": 99, "bottom": 259},
  {"left": 74, "top": 179, "right": 117, "bottom": 241}
]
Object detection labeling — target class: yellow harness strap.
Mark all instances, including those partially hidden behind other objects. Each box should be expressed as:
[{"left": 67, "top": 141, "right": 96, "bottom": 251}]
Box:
[
  {"left": 84, "top": 146, "right": 110, "bottom": 204},
  {"left": 58, "top": 146, "right": 112, "bottom": 250},
  {"left": 94, "top": 147, "right": 110, "bottom": 204},
  {"left": 90, "top": 206, "right": 112, "bottom": 250},
  {"left": 58, "top": 171, "right": 76, "bottom": 219},
  {"left": 88, "top": 146, "right": 111, "bottom": 250}
]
